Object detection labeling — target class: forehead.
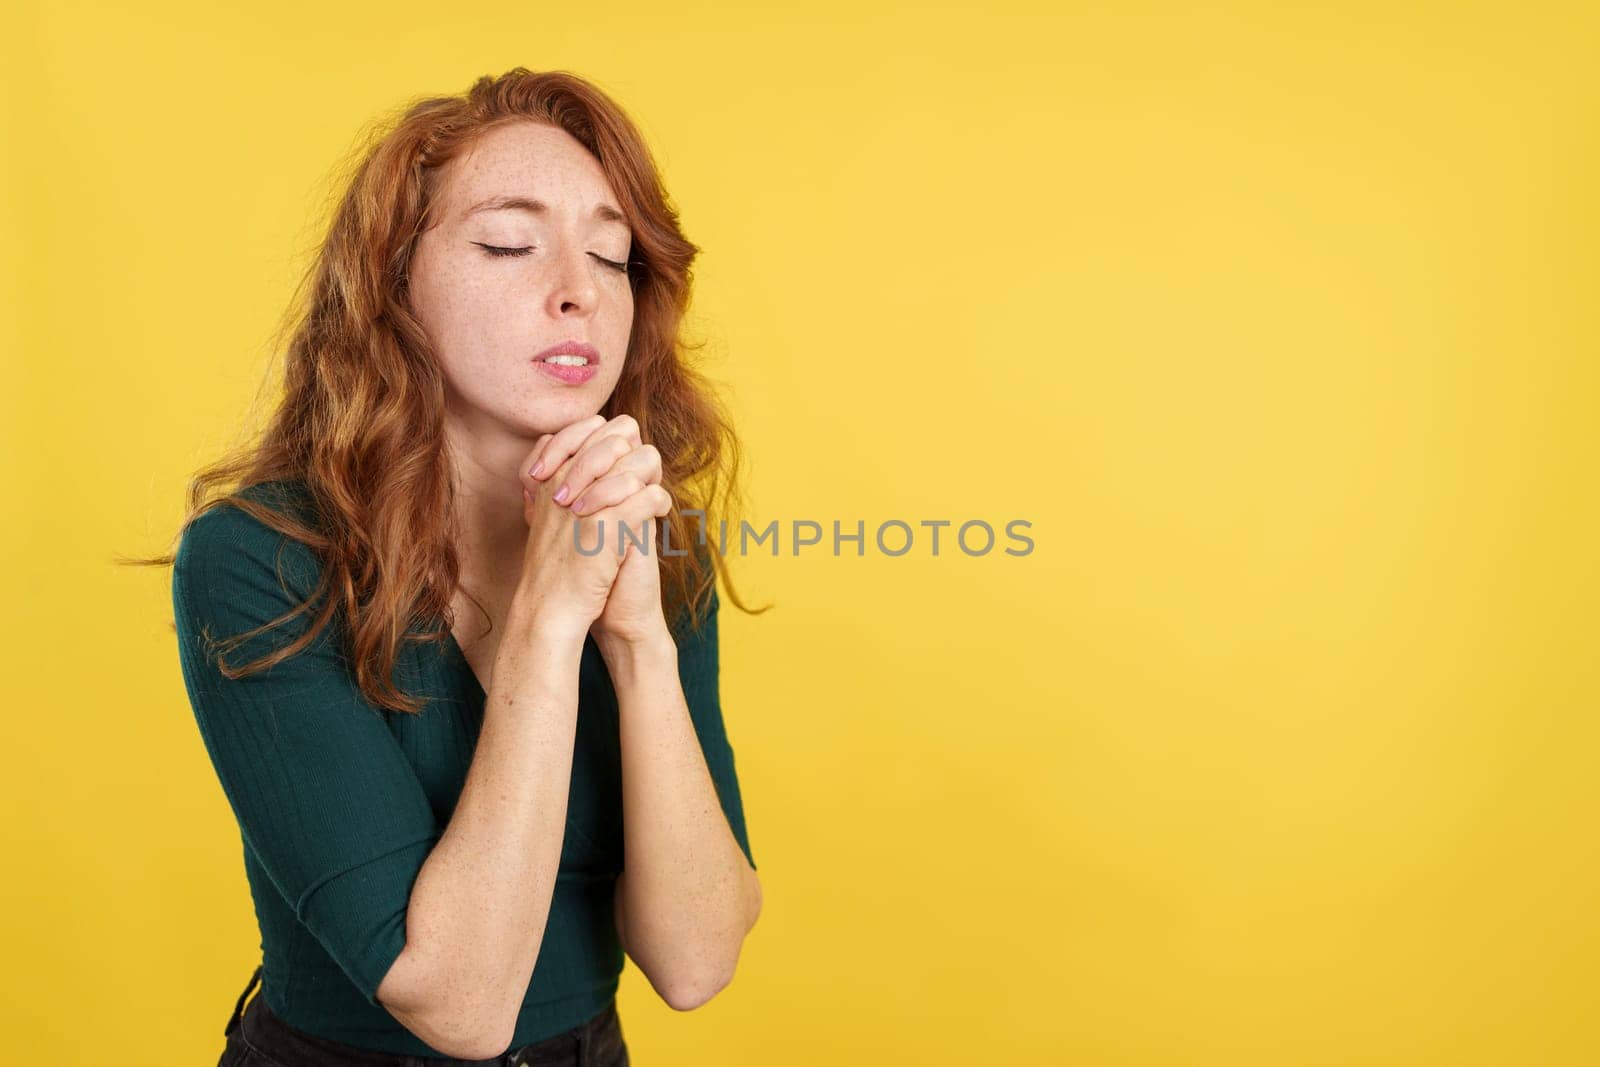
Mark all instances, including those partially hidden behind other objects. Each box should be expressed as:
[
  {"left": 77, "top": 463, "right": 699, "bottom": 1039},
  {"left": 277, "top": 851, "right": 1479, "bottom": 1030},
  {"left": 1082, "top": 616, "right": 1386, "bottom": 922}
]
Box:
[{"left": 442, "top": 122, "right": 622, "bottom": 223}]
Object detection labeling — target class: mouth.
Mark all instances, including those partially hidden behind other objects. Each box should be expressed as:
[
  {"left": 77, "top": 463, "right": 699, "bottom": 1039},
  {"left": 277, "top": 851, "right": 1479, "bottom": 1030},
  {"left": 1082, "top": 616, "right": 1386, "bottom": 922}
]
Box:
[
  {"left": 532, "top": 354, "right": 600, "bottom": 385},
  {"left": 534, "top": 340, "right": 600, "bottom": 366}
]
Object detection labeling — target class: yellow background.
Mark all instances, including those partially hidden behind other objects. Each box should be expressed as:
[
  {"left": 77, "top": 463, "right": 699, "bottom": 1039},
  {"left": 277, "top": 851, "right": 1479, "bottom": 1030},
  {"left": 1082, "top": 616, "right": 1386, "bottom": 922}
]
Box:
[{"left": 5, "top": 1, "right": 1596, "bottom": 1063}]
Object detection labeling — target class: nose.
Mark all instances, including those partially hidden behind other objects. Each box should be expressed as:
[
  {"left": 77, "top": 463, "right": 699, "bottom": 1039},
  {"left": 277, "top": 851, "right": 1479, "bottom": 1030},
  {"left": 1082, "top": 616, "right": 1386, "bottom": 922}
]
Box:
[{"left": 545, "top": 238, "right": 600, "bottom": 318}]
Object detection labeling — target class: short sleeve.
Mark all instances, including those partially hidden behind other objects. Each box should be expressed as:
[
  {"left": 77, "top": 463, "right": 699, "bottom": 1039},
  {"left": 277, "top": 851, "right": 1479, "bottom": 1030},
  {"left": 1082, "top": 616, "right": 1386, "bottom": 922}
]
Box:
[
  {"left": 674, "top": 583, "right": 757, "bottom": 871},
  {"left": 172, "top": 502, "right": 441, "bottom": 1006}
]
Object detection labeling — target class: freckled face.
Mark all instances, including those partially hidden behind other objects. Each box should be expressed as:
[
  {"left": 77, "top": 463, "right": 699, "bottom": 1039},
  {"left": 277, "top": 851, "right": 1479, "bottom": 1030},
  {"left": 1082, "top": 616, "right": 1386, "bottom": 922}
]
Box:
[{"left": 407, "top": 121, "right": 634, "bottom": 438}]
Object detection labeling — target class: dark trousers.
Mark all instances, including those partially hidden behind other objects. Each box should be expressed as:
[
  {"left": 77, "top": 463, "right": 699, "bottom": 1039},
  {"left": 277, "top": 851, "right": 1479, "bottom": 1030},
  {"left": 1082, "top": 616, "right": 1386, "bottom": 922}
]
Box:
[{"left": 218, "top": 965, "right": 630, "bottom": 1066}]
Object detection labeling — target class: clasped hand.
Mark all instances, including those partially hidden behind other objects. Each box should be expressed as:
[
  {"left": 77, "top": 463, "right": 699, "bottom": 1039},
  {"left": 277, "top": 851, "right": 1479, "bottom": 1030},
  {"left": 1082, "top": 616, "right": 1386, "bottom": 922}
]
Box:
[{"left": 517, "top": 413, "right": 674, "bottom": 647}]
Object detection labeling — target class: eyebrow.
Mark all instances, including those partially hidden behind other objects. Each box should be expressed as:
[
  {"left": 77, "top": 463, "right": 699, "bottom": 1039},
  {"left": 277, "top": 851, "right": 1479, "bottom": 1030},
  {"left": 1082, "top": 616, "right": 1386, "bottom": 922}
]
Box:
[{"left": 463, "top": 195, "right": 629, "bottom": 229}]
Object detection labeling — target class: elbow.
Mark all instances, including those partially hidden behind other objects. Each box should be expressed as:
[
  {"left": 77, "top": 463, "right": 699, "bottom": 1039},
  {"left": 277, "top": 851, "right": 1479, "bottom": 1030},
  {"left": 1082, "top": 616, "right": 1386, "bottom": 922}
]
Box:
[
  {"left": 431, "top": 1012, "right": 517, "bottom": 1062},
  {"left": 376, "top": 946, "right": 518, "bottom": 1059},
  {"left": 450, "top": 1027, "right": 518, "bottom": 1062},
  {"left": 744, "top": 867, "right": 763, "bottom": 931},
  {"left": 417, "top": 1022, "right": 513, "bottom": 1062},
  {"left": 387, "top": 991, "right": 516, "bottom": 1060},
  {"left": 659, "top": 870, "right": 760, "bottom": 1012},
  {"left": 662, "top": 972, "right": 727, "bottom": 1012},
  {"left": 660, "top": 957, "right": 740, "bottom": 1012}
]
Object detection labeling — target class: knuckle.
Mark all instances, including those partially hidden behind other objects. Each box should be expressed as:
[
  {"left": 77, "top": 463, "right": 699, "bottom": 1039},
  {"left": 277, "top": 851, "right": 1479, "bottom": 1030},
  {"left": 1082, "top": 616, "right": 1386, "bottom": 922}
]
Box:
[{"left": 625, "top": 446, "right": 658, "bottom": 476}]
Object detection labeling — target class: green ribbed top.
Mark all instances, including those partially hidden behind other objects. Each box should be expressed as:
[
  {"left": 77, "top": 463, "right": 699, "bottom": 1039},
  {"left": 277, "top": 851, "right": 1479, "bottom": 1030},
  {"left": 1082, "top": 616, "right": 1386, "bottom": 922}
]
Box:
[{"left": 172, "top": 480, "right": 754, "bottom": 1057}]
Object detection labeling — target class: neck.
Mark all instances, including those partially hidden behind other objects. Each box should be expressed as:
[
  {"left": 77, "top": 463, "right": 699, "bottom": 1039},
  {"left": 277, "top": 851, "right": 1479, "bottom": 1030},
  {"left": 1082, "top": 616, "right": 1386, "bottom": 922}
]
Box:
[{"left": 442, "top": 412, "right": 536, "bottom": 630}]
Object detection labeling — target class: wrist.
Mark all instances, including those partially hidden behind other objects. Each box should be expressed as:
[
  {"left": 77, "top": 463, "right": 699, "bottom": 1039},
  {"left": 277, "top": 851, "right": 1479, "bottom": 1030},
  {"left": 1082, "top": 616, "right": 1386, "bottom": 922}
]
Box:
[
  {"left": 508, "top": 599, "right": 592, "bottom": 658},
  {"left": 594, "top": 625, "right": 677, "bottom": 680}
]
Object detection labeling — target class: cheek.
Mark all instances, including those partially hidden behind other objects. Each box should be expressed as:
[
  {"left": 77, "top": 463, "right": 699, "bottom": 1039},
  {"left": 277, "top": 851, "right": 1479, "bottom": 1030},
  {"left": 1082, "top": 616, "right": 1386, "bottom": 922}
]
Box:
[
  {"left": 606, "top": 298, "right": 634, "bottom": 354},
  {"left": 413, "top": 247, "right": 510, "bottom": 335},
  {"left": 418, "top": 289, "right": 516, "bottom": 386},
  {"left": 604, "top": 333, "right": 631, "bottom": 384},
  {"left": 440, "top": 272, "right": 511, "bottom": 326}
]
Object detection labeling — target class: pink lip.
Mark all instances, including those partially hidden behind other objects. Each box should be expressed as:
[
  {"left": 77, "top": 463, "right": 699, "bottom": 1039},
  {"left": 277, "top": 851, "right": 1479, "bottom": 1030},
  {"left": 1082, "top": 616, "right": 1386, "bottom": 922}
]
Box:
[
  {"left": 534, "top": 359, "right": 598, "bottom": 385},
  {"left": 531, "top": 339, "right": 600, "bottom": 385},
  {"left": 534, "top": 340, "right": 600, "bottom": 362}
]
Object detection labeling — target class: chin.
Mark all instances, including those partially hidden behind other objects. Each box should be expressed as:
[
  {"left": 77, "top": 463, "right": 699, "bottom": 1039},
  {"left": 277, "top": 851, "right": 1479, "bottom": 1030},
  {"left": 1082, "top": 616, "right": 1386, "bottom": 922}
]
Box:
[{"left": 509, "top": 398, "right": 604, "bottom": 434}]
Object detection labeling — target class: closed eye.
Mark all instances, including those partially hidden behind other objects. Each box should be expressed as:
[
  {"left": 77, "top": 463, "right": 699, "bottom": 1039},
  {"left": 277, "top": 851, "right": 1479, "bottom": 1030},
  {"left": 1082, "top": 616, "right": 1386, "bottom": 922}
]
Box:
[{"left": 474, "top": 243, "right": 630, "bottom": 274}]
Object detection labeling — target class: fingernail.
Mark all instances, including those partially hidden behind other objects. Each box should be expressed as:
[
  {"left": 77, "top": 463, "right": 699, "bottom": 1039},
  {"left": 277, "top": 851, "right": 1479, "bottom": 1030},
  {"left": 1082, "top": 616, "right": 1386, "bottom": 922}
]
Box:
[
  {"left": 530, "top": 460, "right": 544, "bottom": 478},
  {"left": 554, "top": 484, "right": 571, "bottom": 503},
  {"left": 571, "top": 497, "right": 586, "bottom": 514}
]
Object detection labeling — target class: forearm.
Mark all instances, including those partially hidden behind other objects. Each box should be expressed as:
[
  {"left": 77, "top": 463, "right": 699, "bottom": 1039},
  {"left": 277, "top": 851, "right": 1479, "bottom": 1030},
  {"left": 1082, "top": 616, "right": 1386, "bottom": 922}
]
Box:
[
  {"left": 601, "top": 631, "right": 759, "bottom": 1007},
  {"left": 382, "top": 604, "right": 586, "bottom": 1057}
]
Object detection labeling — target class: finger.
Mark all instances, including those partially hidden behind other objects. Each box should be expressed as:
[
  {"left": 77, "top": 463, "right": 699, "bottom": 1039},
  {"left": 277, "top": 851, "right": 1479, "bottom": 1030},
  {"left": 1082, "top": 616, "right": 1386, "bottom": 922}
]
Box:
[
  {"left": 564, "top": 413, "right": 640, "bottom": 466},
  {"left": 604, "top": 413, "right": 642, "bottom": 446},
  {"left": 645, "top": 483, "right": 674, "bottom": 518},
  {"left": 570, "top": 447, "right": 662, "bottom": 516},
  {"left": 522, "top": 435, "right": 554, "bottom": 491},
  {"left": 595, "top": 483, "right": 673, "bottom": 545},
  {"left": 568, "top": 414, "right": 643, "bottom": 484},
  {"left": 570, "top": 468, "right": 647, "bottom": 517},
  {"left": 624, "top": 443, "right": 662, "bottom": 484},
  {"left": 529, "top": 414, "right": 639, "bottom": 501},
  {"left": 528, "top": 416, "right": 601, "bottom": 481},
  {"left": 607, "top": 484, "right": 673, "bottom": 526},
  {"left": 551, "top": 431, "right": 633, "bottom": 507},
  {"left": 528, "top": 414, "right": 605, "bottom": 480}
]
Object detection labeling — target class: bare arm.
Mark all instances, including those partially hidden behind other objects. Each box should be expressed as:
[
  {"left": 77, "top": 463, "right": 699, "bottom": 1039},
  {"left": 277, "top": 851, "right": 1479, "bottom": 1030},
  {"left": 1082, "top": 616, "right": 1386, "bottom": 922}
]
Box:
[
  {"left": 602, "top": 631, "right": 762, "bottom": 1010},
  {"left": 370, "top": 415, "right": 672, "bottom": 1058},
  {"left": 373, "top": 603, "right": 586, "bottom": 1059}
]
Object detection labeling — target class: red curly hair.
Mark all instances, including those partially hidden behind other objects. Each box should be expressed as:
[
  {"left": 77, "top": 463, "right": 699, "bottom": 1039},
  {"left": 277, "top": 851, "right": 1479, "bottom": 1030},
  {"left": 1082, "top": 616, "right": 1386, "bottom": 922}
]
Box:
[{"left": 123, "top": 68, "right": 760, "bottom": 714}]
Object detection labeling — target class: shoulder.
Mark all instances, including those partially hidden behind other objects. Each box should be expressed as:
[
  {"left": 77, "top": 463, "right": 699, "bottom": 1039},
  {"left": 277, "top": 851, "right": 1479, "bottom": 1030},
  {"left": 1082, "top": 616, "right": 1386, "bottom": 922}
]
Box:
[{"left": 174, "top": 480, "right": 325, "bottom": 602}]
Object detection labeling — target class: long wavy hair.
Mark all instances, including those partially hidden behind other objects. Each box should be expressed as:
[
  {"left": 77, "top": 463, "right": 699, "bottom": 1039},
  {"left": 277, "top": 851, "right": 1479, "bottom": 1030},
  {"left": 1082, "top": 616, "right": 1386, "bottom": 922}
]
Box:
[{"left": 121, "top": 68, "right": 763, "bottom": 714}]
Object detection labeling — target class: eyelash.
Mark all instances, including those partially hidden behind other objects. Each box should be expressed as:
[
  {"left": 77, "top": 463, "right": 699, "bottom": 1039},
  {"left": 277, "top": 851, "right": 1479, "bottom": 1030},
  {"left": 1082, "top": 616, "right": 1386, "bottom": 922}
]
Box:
[{"left": 475, "top": 243, "right": 630, "bottom": 274}]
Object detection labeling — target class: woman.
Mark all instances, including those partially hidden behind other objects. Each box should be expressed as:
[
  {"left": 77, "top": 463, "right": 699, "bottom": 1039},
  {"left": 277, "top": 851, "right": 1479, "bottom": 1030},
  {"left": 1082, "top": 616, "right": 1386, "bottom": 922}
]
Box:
[{"left": 156, "top": 69, "right": 762, "bottom": 1065}]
